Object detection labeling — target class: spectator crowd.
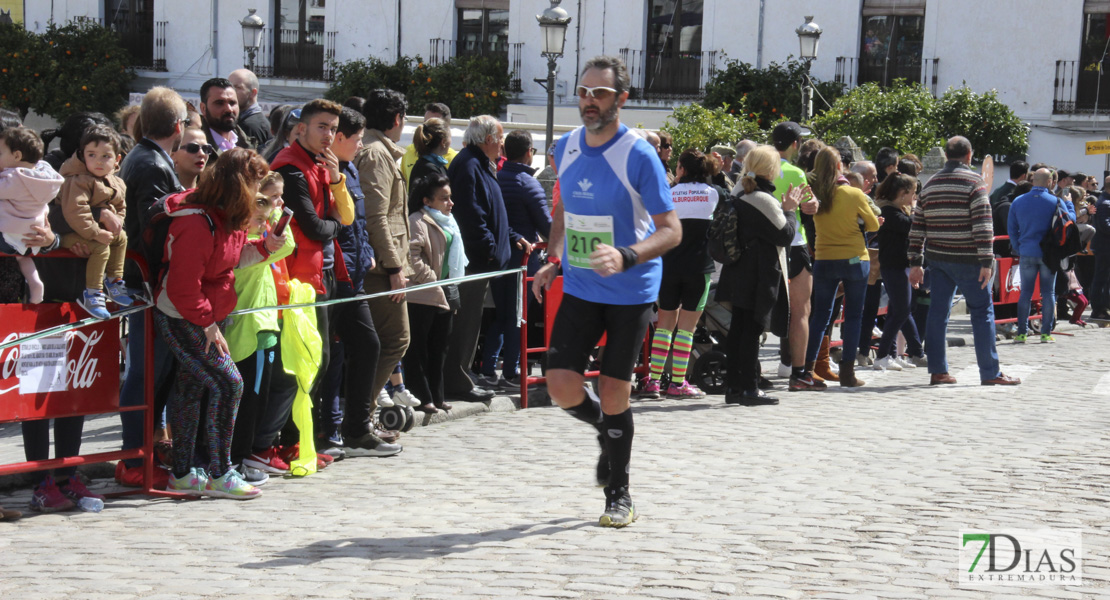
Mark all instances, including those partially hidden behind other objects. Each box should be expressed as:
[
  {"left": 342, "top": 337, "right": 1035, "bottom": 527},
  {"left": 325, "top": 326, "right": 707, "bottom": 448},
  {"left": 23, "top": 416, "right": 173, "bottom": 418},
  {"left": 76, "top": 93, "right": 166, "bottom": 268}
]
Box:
[{"left": 0, "top": 57, "right": 1107, "bottom": 518}]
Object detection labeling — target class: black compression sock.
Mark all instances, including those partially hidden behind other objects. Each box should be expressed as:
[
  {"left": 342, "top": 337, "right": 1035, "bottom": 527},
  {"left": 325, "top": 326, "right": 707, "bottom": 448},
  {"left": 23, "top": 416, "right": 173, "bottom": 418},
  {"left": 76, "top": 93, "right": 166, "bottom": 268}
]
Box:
[
  {"left": 563, "top": 385, "right": 605, "bottom": 434},
  {"left": 602, "top": 408, "right": 634, "bottom": 494}
]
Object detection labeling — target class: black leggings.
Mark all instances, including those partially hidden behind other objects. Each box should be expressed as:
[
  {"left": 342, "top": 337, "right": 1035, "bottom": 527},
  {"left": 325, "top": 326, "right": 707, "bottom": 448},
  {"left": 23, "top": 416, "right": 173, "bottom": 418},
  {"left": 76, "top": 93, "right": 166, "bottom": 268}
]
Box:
[
  {"left": 725, "top": 305, "right": 763, "bottom": 393},
  {"left": 21, "top": 416, "right": 85, "bottom": 482}
]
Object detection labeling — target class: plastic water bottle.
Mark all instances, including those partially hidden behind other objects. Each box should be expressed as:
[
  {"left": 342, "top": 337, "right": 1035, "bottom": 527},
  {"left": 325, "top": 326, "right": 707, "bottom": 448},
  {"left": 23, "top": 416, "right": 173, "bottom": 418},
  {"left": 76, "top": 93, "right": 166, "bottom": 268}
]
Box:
[{"left": 76, "top": 496, "right": 104, "bottom": 513}]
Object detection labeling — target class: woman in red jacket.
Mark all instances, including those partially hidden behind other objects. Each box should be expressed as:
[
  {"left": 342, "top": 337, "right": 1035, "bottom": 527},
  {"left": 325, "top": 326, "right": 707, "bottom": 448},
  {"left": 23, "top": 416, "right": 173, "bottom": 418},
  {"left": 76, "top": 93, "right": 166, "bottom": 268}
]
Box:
[{"left": 154, "top": 148, "right": 284, "bottom": 500}]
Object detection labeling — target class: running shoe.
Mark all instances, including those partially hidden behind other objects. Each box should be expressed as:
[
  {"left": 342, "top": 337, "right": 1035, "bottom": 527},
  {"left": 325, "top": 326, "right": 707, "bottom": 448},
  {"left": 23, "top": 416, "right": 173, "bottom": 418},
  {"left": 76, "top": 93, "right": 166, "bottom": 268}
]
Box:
[
  {"left": 856, "top": 354, "right": 873, "bottom": 367},
  {"left": 1040, "top": 334, "right": 1056, "bottom": 344},
  {"left": 204, "top": 470, "right": 262, "bottom": 500},
  {"left": 665, "top": 380, "right": 705, "bottom": 399},
  {"left": 908, "top": 355, "right": 929, "bottom": 368},
  {"left": 377, "top": 388, "right": 395, "bottom": 408},
  {"left": 78, "top": 289, "right": 111, "bottom": 320},
  {"left": 243, "top": 446, "right": 291, "bottom": 474},
  {"left": 168, "top": 467, "right": 209, "bottom": 496},
  {"left": 599, "top": 488, "right": 637, "bottom": 528},
  {"left": 390, "top": 387, "right": 422, "bottom": 407},
  {"left": 60, "top": 475, "right": 105, "bottom": 502},
  {"left": 873, "top": 356, "right": 902, "bottom": 372},
  {"left": 1014, "top": 334, "right": 1027, "bottom": 344},
  {"left": 789, "top": 373, "right": 827, "bottom": 391},
  {"left": 30, "top": 476, "right": 75, "bottom": 513},
  {"left": 637, "top": 376, "right": 661, "bottom": 399},
  {"left": 235, "top": 464, "right": 269, "bottom": 486},
  {"left": 103, "top": 277, "right": 134, "bottom": 307},
  {"left": 894, "top": 356, "right": 917, "bottom": 369},
  {"left": 114, "top": 461, "right": 170, "bottom": 489},
  {"left": 344, "top": 432, "right": 403, "bottom": 458}
]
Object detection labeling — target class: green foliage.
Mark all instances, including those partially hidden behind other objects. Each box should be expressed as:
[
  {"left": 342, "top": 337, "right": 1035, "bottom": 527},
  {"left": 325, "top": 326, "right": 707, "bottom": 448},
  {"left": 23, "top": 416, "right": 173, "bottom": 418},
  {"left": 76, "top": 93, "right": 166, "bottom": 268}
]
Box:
[
  {"left": 0, "top": 21, "right": 134, "bottom": 121},
  {"left": 326, "top": 56, "right": 415, "bottom": 104},
  {"left": 811, "top": 80, "right": 941, "bottom": 157},
  {"left": 661, "top": 102, "right": 762, "bottom": 166},
  {"left": 935, "top": 86, "right": 1028, "bottom": 159},
  {"left": 0, "top": 23, "right": 49, "bottom": 119},
  {"left": 703, "top": 58, "right": 844, "bottom": 127},
  {"left": 327, "top": 54, "right": 511, "bottom": 119}
]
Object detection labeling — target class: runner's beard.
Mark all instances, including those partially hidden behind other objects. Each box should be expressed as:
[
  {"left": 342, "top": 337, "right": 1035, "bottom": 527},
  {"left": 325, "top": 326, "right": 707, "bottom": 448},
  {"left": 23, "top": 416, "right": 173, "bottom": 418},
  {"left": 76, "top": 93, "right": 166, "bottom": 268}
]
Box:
[{"left": 581, "top": 102, "right": 618, "bottom": 132}]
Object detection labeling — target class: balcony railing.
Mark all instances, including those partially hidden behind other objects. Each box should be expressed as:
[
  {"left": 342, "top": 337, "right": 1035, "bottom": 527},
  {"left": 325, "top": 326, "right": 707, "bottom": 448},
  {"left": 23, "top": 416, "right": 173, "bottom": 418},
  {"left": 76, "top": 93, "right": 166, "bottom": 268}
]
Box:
[
  {"left": 252, "top": 28, "right": 336, "bottom": 82},
  {"left": 836, "top": 55, "right": 938, "bottom": 96},
  {"left": 427, "top": 39, "right": 521, "bottom": 92},
  {"left": 75, "top": 14, "right": 166, "bottom": 71},
  {"left": 1054, "top": 59, "right": 1110, "bottom": 115},
  {"left": 620, "top": 49, "right": 718, "bottom": 101}
]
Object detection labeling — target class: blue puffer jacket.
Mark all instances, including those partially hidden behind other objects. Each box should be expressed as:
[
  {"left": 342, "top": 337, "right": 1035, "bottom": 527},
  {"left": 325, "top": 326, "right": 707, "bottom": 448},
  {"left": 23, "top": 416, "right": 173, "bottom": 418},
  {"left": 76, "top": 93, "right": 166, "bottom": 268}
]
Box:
[{"left": 336, "top": 161, "right": 376, "bottom": 294}]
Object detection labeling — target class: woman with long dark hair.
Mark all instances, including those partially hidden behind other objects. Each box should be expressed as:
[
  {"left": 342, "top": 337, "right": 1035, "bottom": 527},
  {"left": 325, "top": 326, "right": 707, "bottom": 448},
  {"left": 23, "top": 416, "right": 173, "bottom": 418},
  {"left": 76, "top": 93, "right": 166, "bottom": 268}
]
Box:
[
  {"left": 642, "top": 148, "right": 721, "bottom": 399},
  {"left": 803, "top": 147, "right": 880, "bottom": 387},
  {"left": 404, "top": 173, "right": 466, "bottom": 414},
  {"left": 155, "top": 147, "right": 285, "bottom": 499},
  {"left": 873, "top": 173, "right": 925, "bottom": 370}
]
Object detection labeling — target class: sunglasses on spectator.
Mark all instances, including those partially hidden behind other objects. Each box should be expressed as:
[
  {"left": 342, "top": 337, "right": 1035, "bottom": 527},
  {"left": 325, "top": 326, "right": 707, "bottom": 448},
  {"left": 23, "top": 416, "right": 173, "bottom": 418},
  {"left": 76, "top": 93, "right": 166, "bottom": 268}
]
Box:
[
  {"left": 576, "top": 85, "right": 617, "bottom": 100},
  {"left": 182, "top": 142, "right": 215, "bottom": 155},
  {"left": 660, "top": 143, "right": 672, "bottom": 149}
]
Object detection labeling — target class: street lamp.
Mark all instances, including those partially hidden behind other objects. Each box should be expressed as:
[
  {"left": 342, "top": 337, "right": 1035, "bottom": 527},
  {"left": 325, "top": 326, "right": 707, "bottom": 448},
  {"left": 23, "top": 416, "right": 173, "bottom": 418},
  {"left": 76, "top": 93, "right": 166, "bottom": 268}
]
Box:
[
  {"left": 537, "top": 0, "right": 571, "bottom": 154},
  {"left": 240, "top": 8, "right": 266, "bottom": 72},
  {"left": 795, "top": 15, "right": 822, "bottom": 121}
]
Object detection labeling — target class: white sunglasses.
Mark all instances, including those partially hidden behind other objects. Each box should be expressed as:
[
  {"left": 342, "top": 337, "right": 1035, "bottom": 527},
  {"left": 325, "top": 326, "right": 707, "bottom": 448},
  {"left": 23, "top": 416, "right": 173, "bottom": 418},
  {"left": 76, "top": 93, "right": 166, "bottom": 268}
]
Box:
[{"left": 576, "top": 85, "right": 618, "bottom": 99}]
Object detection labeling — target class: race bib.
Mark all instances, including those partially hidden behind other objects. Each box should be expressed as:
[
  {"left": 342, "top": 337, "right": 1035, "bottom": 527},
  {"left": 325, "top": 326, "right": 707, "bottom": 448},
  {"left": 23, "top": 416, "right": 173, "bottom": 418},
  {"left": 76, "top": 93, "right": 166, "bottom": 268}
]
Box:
[{"left": 564, "top": 212, "right": 614, "bottom": 269}]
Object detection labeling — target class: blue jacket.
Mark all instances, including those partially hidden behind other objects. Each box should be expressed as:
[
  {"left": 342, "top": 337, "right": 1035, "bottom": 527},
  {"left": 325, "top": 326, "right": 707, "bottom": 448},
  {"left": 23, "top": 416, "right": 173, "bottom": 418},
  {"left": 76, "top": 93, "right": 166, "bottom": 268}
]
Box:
[
  {"left": 447, "top": 145, "right": 520, "bottom": 272},
  {"left": 336, "top": 161, "right": 376, "bottom": 294},
  {"left": 1007, "top": 186, "right": 1075, "bottom": 258},
  {"left": 1094, "top": 191, "right": 1110, "bottom": 255},
  {"left": 497, "top": 161, "right": 552, "bottom": 269}
]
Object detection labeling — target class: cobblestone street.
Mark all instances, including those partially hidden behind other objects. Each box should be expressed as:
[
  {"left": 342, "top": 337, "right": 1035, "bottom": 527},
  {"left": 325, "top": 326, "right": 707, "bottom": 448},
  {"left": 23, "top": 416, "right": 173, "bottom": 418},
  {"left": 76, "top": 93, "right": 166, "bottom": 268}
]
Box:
[{"left": 2, "top": 323, "right": 1109, "bottom": 599}]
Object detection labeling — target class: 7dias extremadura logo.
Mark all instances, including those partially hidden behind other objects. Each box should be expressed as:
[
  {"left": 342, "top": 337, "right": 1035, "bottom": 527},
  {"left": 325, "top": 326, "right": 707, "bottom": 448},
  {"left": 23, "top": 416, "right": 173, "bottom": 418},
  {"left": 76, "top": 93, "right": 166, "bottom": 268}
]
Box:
[{"left": 959, "top": 530, "right": 1082, "bottom": 587}]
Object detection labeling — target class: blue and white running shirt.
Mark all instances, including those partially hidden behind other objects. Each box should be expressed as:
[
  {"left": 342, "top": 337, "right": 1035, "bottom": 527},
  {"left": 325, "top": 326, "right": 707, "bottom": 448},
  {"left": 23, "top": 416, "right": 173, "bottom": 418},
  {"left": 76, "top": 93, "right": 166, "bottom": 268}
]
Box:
[{"left": 554, "top": 124, "right": 674, "bottom": 305}]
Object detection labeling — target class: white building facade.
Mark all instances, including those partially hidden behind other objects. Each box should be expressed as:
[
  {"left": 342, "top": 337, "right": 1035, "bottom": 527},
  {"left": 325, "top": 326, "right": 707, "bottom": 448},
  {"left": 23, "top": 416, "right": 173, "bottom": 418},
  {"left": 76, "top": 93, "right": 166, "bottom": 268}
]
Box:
[{"left": 24, "top": 0, "right": 1110, "bottom": 175}]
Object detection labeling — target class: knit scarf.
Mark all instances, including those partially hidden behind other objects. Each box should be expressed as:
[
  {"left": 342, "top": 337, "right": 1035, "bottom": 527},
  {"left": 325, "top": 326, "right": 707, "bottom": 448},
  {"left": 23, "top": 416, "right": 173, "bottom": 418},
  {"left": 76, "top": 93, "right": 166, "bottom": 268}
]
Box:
[
  {"left": 423, "top": 206, "right": 468, "bottom": 279},
  {"left": 421, "top": 153, "right": 449, "bottom": 167}
]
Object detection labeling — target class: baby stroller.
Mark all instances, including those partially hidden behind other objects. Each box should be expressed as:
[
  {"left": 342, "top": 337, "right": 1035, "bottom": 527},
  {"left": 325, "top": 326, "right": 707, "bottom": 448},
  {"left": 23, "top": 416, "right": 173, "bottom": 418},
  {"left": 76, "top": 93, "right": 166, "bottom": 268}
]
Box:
[{"left": 687, "top": 284, "right": 732, "bottom": 394}]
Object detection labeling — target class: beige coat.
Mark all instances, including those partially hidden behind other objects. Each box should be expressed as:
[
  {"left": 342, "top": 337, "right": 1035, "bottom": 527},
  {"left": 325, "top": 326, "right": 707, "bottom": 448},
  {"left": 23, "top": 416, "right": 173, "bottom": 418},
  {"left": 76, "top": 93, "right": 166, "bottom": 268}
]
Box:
[
  {"left": 407, "top": 211, "right": 451, "bottom": 310},
  {"left": 58, "top": 155, "right": 126, "bottom": 240},
  {"left": 354, "top": 129, "right": 413, "bottom": 279}
]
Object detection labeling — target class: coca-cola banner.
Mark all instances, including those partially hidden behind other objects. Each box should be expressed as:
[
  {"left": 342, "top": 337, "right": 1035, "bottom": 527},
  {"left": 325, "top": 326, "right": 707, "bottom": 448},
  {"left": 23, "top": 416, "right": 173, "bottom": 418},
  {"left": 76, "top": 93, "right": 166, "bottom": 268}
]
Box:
[{"left": 0, "top": 303, "right": 121, "bottom": 422}]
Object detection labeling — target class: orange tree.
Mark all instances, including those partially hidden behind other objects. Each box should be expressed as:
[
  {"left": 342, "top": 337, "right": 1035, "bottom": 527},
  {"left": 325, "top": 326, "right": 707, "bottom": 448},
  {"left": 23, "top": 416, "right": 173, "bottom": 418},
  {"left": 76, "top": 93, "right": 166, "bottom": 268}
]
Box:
[
  {"left": 0, "top": 21, "right": 134, "bottom": 122},
  {"left": 0, "top": 22, "right": 49, "bottom": 120},
  {"left": 703, "top": 58, "right": 844, "bottom": 127}
]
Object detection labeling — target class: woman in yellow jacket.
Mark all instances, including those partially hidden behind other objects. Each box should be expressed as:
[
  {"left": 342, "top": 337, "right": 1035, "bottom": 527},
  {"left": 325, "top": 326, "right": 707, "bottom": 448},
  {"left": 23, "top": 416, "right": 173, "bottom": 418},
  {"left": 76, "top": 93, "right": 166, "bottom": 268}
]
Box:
[{"left": 804, "top": 147, "right": 880, "bottom": 387}]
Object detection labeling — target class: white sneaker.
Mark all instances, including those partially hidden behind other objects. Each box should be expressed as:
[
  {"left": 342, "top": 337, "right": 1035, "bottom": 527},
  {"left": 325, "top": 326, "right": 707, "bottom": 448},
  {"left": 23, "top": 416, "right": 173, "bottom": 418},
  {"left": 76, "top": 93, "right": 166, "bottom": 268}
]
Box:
[
  {"left": 391, "top": 388, "right": 421, "bottom": 408},
  {"left": 829, "top": 361, "right": 840, "bottom": 375},
  {"left": 777, "top": 362, "right": 792, "bottom": 378},
  {"left": 377, "top": 388, "right": 394, "bottom": 408},
  {"left": 893, "top": 356, "right": 916, "bottom": 369},
  {"left": 857, "top": 355, "right": 873, "bottom": 367},
  {"left": 873, "top": 355, "right": 902, "bottom": 371}
]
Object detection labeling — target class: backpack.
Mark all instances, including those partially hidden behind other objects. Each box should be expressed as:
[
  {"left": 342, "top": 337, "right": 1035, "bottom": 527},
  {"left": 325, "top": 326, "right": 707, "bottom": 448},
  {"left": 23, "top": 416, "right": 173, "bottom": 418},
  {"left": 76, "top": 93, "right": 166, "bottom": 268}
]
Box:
[
  {"left": 142, "top": 193, "right": 214, "bottom": 288},
  {"left": 706, "top": 193, "right": 746, "bottom": 265},
  {"left": 1039, "top": 199, "right": 1082, "bottom": 273}
]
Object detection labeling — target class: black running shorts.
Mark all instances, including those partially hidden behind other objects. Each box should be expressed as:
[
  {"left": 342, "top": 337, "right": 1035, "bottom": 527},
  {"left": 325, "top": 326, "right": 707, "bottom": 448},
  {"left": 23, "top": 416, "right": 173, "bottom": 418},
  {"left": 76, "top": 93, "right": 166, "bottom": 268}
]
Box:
[
  {"left": 787, "top": 244, "right": 813, "bottom": 280},
  {"left": 546, "top": 293, "right": 654, "bottom": 381},
  {"left": 657, "top": 271, "right": 711, "bottom": 312}
]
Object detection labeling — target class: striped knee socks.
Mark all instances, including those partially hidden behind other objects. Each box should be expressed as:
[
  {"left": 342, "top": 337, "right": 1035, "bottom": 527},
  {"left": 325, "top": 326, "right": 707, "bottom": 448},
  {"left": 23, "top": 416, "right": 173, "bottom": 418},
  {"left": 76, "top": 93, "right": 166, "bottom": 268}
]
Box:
[
  {"left": 649, "top": 328, "right": 673, "bottom": 380},
  {"left": 670, "top": 329, "right": 695, "bottom": 382}
]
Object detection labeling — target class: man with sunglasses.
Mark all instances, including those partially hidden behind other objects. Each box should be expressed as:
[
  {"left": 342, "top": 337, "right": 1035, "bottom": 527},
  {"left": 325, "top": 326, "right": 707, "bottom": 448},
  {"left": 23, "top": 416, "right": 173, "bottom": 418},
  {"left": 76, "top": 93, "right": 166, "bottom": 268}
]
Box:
[{"left": 532, "top": 55, "right": 681, "bottom": 528}]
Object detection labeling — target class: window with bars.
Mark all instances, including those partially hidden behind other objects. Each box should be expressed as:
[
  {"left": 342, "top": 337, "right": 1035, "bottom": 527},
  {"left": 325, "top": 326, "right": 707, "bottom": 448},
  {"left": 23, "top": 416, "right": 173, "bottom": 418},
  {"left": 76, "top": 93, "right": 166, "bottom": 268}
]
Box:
[
  {"left": 857, "top": 0, "right": 925, "bottom": 88},
  {"left": 272, "top": 0, "right": 330, "bottom": 80},
  {"left": 456, "top": 5, "right": 509, "bottom": 58}
]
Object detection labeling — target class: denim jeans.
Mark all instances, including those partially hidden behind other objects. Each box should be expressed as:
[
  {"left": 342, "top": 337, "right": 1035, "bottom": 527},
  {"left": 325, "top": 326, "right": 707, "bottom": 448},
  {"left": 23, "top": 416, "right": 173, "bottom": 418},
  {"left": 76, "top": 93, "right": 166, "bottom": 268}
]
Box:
[
  {"left": 119, "top": 312, "right": 176, "bottom": 468},
  {"left": 1016, "top": 256, "right": 1056, "bottom": 336},
  {"left": 925, "top": 260, "right": 1000, "bottom": 381},
  {"left": 806, "top": 259, "right": 870, "bottom": 364},
  {"left": 877, "top": 267, "right": 924, "bottom": 359}
]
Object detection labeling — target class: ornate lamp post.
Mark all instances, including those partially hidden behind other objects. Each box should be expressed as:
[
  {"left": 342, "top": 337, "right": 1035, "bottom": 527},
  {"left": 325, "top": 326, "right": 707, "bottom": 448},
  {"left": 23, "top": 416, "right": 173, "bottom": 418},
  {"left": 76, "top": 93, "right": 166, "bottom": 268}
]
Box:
[
  {"left": 537, "top": 0, "right": 572, "bottom": 152},
  {"left": 240, "top": 8, "right": 266, "bottom": 72},
  {"left": 795, "top": 15, "right": 822, "bottom": 121}
]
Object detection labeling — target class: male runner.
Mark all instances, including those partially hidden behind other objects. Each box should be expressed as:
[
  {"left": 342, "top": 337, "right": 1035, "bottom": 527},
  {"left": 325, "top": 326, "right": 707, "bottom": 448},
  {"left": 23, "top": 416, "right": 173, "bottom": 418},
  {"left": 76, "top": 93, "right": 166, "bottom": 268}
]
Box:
[{"left": 532, "top": 55, "right": 681, "bottom": 528}]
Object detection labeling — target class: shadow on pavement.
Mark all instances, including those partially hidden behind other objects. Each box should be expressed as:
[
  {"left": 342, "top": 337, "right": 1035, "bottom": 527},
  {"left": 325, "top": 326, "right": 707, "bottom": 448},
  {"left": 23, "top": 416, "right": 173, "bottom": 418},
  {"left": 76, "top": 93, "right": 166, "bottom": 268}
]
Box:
[{"left": 238, "top": 517, "right": 593, "bottom": 568}]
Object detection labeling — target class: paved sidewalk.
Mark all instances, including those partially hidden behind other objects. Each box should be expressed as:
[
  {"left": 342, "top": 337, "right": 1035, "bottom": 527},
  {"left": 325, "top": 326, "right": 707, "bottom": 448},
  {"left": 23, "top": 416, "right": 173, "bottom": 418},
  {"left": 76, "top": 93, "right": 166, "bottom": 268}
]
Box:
[{"left": 1, "top": 321, "right": 1108, "bottom": 599}]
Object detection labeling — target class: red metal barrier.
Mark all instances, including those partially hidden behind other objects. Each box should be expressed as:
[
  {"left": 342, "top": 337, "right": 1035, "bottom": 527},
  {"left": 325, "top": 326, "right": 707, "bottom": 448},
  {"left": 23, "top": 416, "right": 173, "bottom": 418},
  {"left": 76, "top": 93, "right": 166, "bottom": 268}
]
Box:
[
  {"left": 0, "top": 250, "right": 182, "bottom": 498},
  {"left": 518, "top": 243, "right": 651, "bottom": 408},
  {"left": 992, "top": 236, "right": 1043, "bottom": 327}
]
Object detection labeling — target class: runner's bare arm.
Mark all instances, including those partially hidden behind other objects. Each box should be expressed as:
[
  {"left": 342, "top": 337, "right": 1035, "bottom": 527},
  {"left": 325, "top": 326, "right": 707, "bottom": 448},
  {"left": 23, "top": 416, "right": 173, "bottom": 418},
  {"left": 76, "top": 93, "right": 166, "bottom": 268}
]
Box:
[{"left": 629, "top": 209, "right": 681, "bottom": 263}]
